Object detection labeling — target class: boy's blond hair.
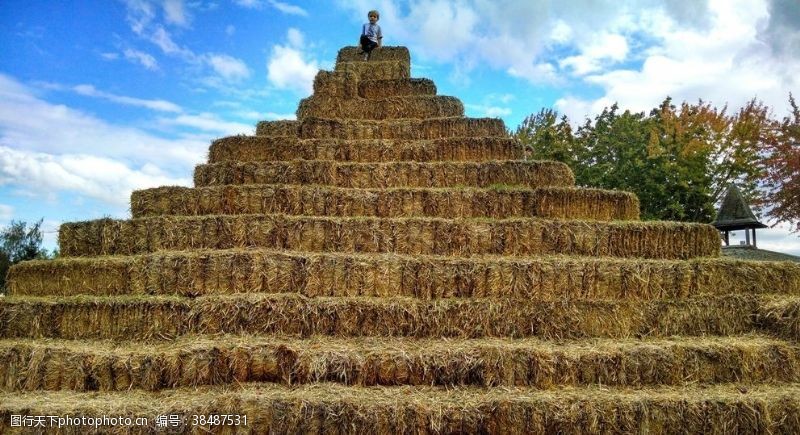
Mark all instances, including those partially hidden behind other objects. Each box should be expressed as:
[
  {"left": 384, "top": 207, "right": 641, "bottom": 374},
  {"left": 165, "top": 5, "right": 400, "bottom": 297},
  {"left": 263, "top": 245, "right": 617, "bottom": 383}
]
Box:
[{"left": 368, "top": 10, "right": 380, "bottom": 19}]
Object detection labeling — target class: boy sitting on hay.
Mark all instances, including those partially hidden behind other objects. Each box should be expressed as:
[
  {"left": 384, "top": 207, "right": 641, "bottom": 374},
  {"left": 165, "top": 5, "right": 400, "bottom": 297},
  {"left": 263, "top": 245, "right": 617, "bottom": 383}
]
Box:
[{"left": 359, "top": 10, "right": 382, "bottom": 60}]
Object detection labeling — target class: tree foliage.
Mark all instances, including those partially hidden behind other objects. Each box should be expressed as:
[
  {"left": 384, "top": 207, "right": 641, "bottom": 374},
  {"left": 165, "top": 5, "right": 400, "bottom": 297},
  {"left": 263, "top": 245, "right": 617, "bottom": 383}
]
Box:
[
  {"left": 515, "top": 96, "right": 792, "bottom": 225},
  {"left": 0, "top": 219, "right": 50, "bottom": 292},
  {"left": 761, "top": 94, "right": 800, "bottom": 232}
]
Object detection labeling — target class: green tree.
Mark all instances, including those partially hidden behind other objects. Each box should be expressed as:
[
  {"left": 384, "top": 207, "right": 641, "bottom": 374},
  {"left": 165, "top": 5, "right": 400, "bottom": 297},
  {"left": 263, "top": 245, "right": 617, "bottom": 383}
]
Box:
[
  {"left": 514, "top": 98, "right": 778, "bottom": 223},
  {"left": 515, "top": 108, "right": 580, "bottom": 169},
  {"left": 0, "top": 219, "right": 50, "bottom": 292}
]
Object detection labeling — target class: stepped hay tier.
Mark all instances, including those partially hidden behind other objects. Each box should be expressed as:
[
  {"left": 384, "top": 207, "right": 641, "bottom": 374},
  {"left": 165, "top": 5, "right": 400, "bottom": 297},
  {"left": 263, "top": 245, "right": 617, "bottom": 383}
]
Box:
[
  {"left": 2, "top": 45, "right": 799, "bottom": 434},
  {"left": 130, "top": 185, "right": 639, "bottom": 220}
]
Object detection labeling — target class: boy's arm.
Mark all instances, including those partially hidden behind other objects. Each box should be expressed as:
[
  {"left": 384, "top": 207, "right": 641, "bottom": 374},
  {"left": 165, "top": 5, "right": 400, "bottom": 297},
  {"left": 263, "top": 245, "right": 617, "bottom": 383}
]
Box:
[{"left": 377, "top": 26, "right": 383, "bottom": 47}]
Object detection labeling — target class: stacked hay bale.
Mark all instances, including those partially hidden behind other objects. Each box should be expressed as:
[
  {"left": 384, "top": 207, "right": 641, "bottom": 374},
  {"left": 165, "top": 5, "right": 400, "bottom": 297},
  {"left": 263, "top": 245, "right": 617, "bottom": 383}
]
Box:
[{"left": 2, "top": 46, "right": 799, "bottom": 433}]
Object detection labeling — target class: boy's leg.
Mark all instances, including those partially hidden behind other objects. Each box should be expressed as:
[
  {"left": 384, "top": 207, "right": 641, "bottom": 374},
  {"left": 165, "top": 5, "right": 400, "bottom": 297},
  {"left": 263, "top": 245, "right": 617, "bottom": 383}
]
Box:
[
  {"left": 364, "top": 40, "right": 377, "bottom": 60},
  {"left": 359, "top": 35, "right": 371, "bottom": 53}
]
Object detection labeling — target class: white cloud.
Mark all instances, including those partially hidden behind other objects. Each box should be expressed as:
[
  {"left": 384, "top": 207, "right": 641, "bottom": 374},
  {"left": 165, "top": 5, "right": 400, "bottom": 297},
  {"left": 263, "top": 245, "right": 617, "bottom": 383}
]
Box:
[
  {"left": 267, "top": 30, "right": 319, "bottom": 95},
  {"left": 101, "top": 52, "right": 120, "bottom": 60},
  {"left": 226, "top": 25, "right": 236, "bottom": 36},
  {"left": 150, "top": 25, "right": 193, "bottom": 57},
  {"left": 727, "top": 225, "right": 800, "bottom": 256},
  {"left": 465, "top": 104, "right": 511, "bottom": 118},
  {"left": 205, "top": 54, "right": 252, "bottom": 80},
  {"left": 0, "top": 74, "right": 204, "bottom": 172},
  {"left": 555, "top": 0, "right": 800, "bottom": 121},
  {"left": 159, "top": 113, "right": 253, "bottom": 134},
  {"left": 235, "top": 111, "right": 296, "bottom": 121},
  {"left": 123, "top": 0, "right": 156, "bottom": 35},
  {"left": 233, "top": 0, "right": 308, "bottom": 16},
  {"left": 560, "top": 33, "right": 629, "bottom": 76},
  {"left": 0, "top": 204, "right": 13, "bottom": 222},
  {"left": 163, "top": 0, "right": 190, "bottom": 26},
  {"left": 334, "top": 0, "right": 799, "bottom": 105},
  {"left": 72, "top": 84, "right": 182, "bottom": 112},
  {"left": 0, "top": 146, "right": 190, "bottom": 207},
  {"left": 287, "top": 27, "right": 304, "bottom": 48},
  {"left": 267, "top": 0, "right": 308, "bottom": 16},
  {"left": 233, "top": 0, "right": 261, "bottom": 8},
  {"left": 124, "top": 48, "right": 159, "bottom": 70},
  {"left": 122, "top": 2, "right": 252, "bottom": 84}
]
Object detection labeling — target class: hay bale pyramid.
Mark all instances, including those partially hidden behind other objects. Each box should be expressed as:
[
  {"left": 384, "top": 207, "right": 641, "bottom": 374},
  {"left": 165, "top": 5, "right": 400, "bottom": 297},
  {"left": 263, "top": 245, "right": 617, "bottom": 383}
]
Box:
[{"left": 2, "top": 46, "right": 800, "bottom": 433}]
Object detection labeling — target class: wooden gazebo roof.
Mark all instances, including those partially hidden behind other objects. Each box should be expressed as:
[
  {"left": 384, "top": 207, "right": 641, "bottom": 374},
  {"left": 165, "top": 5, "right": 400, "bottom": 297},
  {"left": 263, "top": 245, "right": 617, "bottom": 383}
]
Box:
[{"left": 712, "top": 185, "right": 767, "bottom": 231}]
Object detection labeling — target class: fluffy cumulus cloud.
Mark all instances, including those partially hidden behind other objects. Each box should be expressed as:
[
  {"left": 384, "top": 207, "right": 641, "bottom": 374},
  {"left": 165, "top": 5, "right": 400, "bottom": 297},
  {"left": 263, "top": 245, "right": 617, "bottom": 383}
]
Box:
[
  {"left": 0, "top": 147, "right": 190, "bottom": 206},
  {"left": 267, "top": 29, "right": 319, "bottom": 95},
  {"left": 337, "top": 0, "right": 799, "bottom": 121},
  {"left": 0, "top": 74, "right": 203, "bottom": 205},
  {"left": 554, "top": 0, "right": 800, "bottom": 121}
]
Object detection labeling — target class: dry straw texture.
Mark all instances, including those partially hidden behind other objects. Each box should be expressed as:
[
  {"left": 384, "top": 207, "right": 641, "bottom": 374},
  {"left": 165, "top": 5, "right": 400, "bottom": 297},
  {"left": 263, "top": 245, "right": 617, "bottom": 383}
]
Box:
[
  {"left": 192, "top": 160, "right": 574, "bottom": 188},
  {"left": 57, "top": 215, "right": 720, "bottom": 258},
  {"left": 299, "top": 117, "right": 508, "bottom": 140},
  {"left": 360, "top": 78, "right": 436, "bottom": 99},
  {"left": 1, "top": 383, "right": 798, "bottom": 434},
  {"left": 1, "top": 335, "right": 798, "bottom": 391},
  {"left": 254, "top": 120, "right": 299, "bottom": 137},
  {"left": 0, "top": 293, "right": 778, "bottom": 340},
  {"left": 7, "top": 41, "right": 799, "bottom": 433},
  {"left": 757, "top": 296, "right": 800, "bottom": 340},
  {"left": 337, "top": 46, "right": 411, "bottom": 63},
  {"left": 296, "top": 95, "right": 464, "bottom": 120},
  {"left": 335, "top": 60, "right": 410, "bottom": 81},
  {"left": 130, "top": 185, "right": 638, "bottom": 221},
  {"left": 313, "top": 70, "right": 359, "bottom": 98},
  {"left": 207, "top": 137, "right": 525, "bottom": 163},
  {"left": 8, "top": 250, "right": 800, "bottom": 299}
]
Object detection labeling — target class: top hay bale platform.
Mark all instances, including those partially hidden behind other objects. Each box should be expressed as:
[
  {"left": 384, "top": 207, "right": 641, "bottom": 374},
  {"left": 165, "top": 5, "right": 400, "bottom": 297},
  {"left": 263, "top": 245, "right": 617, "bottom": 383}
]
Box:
[{"left": 2, "top": 44, "right": 800, "bottom": 434}]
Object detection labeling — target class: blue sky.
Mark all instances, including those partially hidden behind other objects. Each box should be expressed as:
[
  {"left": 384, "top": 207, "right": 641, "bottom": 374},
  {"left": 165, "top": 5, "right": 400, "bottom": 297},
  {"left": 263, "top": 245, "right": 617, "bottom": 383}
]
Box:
[{"left": 1, "top": 0, "right": 799, "bottom": 254}]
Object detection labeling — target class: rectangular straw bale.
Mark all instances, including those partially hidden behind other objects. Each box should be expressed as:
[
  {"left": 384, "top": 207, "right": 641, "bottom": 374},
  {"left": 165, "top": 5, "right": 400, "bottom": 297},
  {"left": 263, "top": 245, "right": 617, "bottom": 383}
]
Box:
[
  {"left": 299, "top": 117, "right": 508, "bottom": 140},
  {"left": 312, "top": 70, "right": 359, "bottom": 98},
  {"left": 359, "top": 78, "right": 436, "bottom": 99},
  {"left": 296, "top": 95, "right": 464, "bottom": 120},
  {"left": 17, "top": 250, "right": 798, "bottom": 299},
  {"left": 255, "top": 120, "right": 299, "bottom": 137},
  {"left": 756, "top": 296, "right": 800, "bottom": 340},
  {"left": 0, "top": 296, "right": 190, "bottom": 340},
  {"left": 337, "top": 46, "right": 410, "bottom": 64},
  {"left": 1, "top": 383, "right": 799, "bottom": 434},
  {"left": 131, "top": 185, "right": 639, "bottom": 222},
  {"left": 192, "top": 160, "right": 574, "bottom": 189},
  {"left": 58, "top": 215, "right": 721, "bottom": 259},
  {"left": 207, "top": 137, "right": 525, "bottom": 163},
  {"left": 2, "top": 335, "right": 798, "bottom": 392},
  {"left": 335, "top": 60, "right": 410, "bottom": 81},
  {"left": 0, "top": 293, "right": 764, "bottom": 340},
  {"left": 6, "top": 256, "right": 132, "bottom": 296}
]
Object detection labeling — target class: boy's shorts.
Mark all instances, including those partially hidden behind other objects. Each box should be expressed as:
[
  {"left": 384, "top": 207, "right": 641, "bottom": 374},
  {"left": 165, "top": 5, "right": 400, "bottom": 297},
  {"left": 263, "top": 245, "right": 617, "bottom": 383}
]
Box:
[{"left": 360, "top": 35, "right": 378, "bottom": 52}]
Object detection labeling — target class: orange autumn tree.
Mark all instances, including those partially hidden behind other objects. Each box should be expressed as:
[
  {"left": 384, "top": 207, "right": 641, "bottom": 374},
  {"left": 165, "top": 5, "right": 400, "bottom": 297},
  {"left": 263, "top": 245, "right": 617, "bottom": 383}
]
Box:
[{"left": 761, "top": 94, "right": 800, "bottom": 232}]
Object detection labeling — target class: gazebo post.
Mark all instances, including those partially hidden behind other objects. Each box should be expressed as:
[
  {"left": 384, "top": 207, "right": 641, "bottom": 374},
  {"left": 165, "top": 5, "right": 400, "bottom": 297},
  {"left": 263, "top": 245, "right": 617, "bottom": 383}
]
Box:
[{"left": 753, "top": 229, "right": 757, "bottom": 248}]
